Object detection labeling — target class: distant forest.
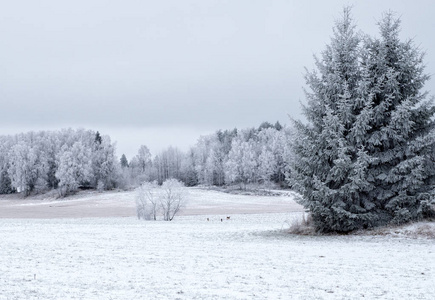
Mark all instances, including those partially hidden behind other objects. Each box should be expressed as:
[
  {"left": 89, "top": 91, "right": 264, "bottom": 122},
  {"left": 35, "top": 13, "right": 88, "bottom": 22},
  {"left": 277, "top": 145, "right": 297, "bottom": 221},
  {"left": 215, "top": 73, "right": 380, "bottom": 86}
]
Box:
[{"left": 0, "top": 121, "right": 290, "bottom": 197}]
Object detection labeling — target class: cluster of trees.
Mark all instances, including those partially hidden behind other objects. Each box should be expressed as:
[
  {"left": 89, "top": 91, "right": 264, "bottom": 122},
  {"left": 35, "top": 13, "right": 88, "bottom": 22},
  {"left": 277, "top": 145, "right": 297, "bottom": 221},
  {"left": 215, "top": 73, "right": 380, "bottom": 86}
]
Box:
[
  {"left": 191, "top": 122, "right": 290, "bottom": 188},
  {"left": 118, "top": 145, "right": 185, "bottom": 187},
  {"left": 290, "top": 8, "right": 435, "bottom": 232},
  {"left": 0, "top": 129, "right": 118, "bottom": 196},
  {"left": 0, "top": 122, "right": 289, "bottom": 198},
  {"left": 120, "top": 121, "right": 291, "bottom": 189}
]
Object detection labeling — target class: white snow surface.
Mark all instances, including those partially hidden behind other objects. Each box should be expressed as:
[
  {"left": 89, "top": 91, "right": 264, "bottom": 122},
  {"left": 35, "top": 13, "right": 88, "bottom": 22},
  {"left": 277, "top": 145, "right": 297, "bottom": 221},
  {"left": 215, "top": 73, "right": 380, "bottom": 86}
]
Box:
[
  {"left": 0, "top": 188, "right": 434, "bottom": 299},
  {"left": 0, "top": 187, "right": 303, "bottom": 218}
]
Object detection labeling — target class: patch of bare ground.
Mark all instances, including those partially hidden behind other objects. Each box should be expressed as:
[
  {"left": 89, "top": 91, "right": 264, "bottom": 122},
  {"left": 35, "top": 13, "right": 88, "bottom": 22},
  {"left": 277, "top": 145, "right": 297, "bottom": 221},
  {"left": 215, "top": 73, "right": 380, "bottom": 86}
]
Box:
[
  {"left": 287, "top": 213, "right": 316, "bottom": 235},
  {"left": 353, "top": 221, "right": 435, "bottom": 239},
  {"left": 203, "top": 184, "right": 296, "bottom": 197},
  {"left": 287, "top": 213, "right": 435, "bottom": 239}
]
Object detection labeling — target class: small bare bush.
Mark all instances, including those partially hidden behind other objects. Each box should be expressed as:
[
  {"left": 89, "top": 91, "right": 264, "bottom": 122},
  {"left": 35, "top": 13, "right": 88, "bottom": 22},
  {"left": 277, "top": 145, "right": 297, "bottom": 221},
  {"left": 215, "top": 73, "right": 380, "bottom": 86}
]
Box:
[
  {"left": 135, "top": 181, "right": 159, "bottom": 220},
  {"left": 288, "top": 213, "right": 314, "bottom": 235},
  {"left": 135, "top": 179, "right": 188, "bottom": 221},
  {"left": 413, "top": 224, "right": 435, "bottom": 238},
  {"left": 160, "top": 179, "right": 188, "bottom": 221}
]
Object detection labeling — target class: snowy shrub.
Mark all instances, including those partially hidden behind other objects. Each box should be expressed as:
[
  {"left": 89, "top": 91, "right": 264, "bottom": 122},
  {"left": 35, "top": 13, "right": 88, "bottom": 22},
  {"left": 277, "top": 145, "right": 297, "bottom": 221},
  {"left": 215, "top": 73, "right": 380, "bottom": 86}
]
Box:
[
  {"left": 135, "top": 181, "right": 159, "bottom": 220},
  {"left": 92, "top": 133, "right": 119, "bottom": 191},
  {"left": 289, "top": 8, "right": 435, "bottom": 232},
  {"left": 160, "top": 179, "right": 188, "bottom": 221},
  {"left": 135, "top": 179, "right": 187, "bottom": 221},
  {"left": 288, "top": 214, "right": 314, "bottom": 235},
  {"left": 136, "top": 186, "right": 151, "bottom": 220},
  {"left": 412, "top": 224, "right": 435, "bottom": 239}
]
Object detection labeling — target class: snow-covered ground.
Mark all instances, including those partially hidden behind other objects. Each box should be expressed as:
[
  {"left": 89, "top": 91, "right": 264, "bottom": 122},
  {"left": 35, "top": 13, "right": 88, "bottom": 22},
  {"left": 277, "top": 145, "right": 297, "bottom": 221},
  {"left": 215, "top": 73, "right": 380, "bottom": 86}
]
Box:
[
  {"left": 0, "top": 189, "right": 434, "bottom": 299},
  {"left": 0, "top": 187, "right": 303, "bottom": 218}
]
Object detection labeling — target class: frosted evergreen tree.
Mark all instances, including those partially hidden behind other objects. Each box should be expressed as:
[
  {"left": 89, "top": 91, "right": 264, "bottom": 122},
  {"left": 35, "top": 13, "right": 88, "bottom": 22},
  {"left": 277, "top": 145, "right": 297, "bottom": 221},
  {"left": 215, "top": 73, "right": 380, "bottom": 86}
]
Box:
[
  {"left": 94, "top": 131, "right": 102, "bottom": 145},
  {"left": 92, "top": 135, "right": 118, "bottom": 190},
  {"left": 180, "top": 148, "right": 198, "bottom": 186},
  {"left": 289, "top": 8, "right": 435, "bottom": 232},
  {"left": 120, "top": 154, "right": 129, "bottom": 168},
  {"left": 359, "top": 13, "right": 435, "bottom": 225}
]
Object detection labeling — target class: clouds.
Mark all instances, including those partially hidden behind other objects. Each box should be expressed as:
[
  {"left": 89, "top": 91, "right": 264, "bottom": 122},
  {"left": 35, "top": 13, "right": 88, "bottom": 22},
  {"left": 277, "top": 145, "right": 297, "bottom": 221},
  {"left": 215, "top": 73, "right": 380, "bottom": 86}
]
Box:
[
  {"left": 1, "top": 0, "right": 434, "bottom": 154},
  {"left": 0, "top": 1, "right": 312, "bottom": 127}
]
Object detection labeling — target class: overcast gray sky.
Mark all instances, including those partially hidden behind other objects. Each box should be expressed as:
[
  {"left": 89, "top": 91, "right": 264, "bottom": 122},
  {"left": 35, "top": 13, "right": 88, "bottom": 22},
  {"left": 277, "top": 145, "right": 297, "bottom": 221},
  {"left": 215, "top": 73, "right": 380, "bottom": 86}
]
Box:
[{"left": 1, "top": 0, "right": 434, "bottom": 159}]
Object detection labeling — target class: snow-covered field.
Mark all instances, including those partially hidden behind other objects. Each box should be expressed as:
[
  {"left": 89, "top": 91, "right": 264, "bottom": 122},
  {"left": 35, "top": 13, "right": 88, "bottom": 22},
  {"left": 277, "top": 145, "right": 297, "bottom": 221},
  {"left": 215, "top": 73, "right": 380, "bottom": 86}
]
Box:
[
  {"left": 0, "top": 189, "right": 434, "bottom": 299},
  {"left": 0, "top": 187, "right": 303, "bottom": 218}
]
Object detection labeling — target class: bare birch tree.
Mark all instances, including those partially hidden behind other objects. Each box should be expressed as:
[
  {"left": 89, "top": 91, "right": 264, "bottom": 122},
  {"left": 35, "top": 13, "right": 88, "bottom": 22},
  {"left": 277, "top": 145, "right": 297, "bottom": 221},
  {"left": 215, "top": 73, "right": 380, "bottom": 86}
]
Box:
[
  {"left": 160, "top": 179, "right": 187, "bottom": 221},
  {"left": 135, "top": 181, "right": 160, "bottom": 220}
]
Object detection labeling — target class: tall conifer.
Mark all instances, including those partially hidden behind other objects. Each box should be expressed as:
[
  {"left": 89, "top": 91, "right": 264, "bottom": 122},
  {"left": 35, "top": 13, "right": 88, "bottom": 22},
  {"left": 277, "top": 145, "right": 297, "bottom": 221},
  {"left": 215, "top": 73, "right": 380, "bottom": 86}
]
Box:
[{"left": 290, "top": 8, "right": 435, "bottom": 232}]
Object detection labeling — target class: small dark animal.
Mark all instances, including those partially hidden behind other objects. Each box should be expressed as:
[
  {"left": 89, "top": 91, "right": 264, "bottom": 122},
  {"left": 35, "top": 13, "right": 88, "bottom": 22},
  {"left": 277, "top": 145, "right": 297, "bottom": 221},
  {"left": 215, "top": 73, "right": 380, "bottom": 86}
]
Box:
[
  {"left": 220, "top": 218, "right": 223, "bottom": 222},
  {"left": 226, "top": 216, "right": 230, "bottom": 220},
  {"left": 207, "top": 218, "right": 209, "bottom": 221}
]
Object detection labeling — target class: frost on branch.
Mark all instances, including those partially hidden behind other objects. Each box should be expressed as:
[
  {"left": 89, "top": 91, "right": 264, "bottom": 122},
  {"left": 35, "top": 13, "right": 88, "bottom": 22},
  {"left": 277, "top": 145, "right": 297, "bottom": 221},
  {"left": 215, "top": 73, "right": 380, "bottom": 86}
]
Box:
[{"left": 135, "top": 179, "right": 188, "bottom": 221}]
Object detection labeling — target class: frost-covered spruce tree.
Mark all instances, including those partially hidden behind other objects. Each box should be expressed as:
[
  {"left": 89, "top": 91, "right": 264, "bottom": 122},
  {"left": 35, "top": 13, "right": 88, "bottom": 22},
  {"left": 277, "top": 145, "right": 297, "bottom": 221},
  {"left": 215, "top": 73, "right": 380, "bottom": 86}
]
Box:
[
  {"left": 359, "top": 13, "right": 435, "bottom": 225},
  {"left": 290, "top": 9, "right": 435, "bottom": 232}
]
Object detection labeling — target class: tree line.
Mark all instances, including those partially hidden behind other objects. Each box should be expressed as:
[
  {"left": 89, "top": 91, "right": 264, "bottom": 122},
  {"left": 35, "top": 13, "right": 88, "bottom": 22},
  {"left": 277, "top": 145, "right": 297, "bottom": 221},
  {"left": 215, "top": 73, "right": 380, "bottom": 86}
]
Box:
[
  {"left": 119, "top": 121, "right": 291, "bottom": 189},
  {"left": 0, "top": 121, "right": 290, "bottom": 197},
  {"left": 0, "top": 129, "right": 117, "bottom": 196}
]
